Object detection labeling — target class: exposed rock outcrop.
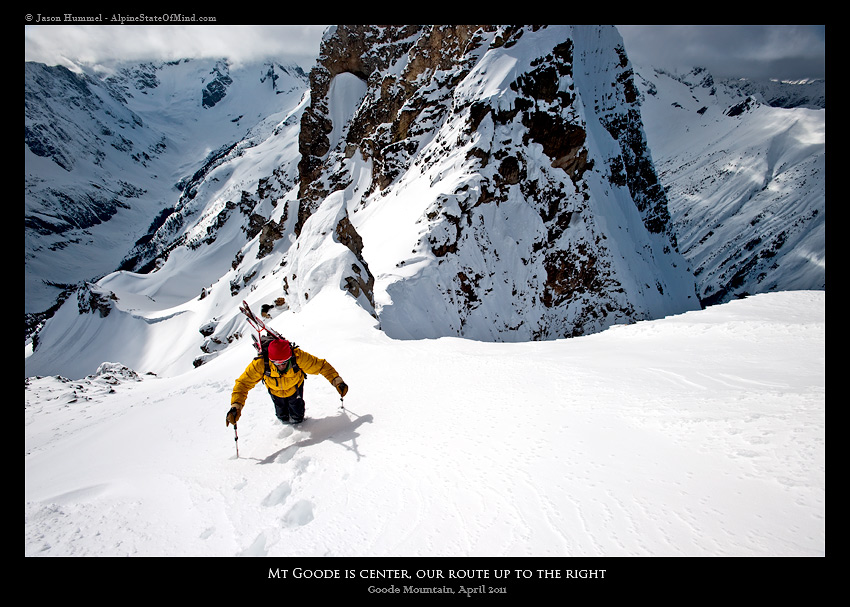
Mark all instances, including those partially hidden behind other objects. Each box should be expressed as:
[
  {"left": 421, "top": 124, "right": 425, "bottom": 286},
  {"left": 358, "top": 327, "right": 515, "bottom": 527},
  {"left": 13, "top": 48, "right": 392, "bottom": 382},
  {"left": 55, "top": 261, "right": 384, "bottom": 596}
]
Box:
[{"left": 293, "top": 25, "right": 698, "bottom": 340}]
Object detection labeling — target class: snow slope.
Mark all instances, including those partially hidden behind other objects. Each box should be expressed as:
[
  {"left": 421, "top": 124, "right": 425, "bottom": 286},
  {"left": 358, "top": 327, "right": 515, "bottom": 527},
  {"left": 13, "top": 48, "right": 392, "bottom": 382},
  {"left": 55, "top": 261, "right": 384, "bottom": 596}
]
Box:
[
  {"left": 25, "top": 289, "right": 824, "bottom": 558},
  {"left": 25, "top": 58, "right": 309, "bottom": 313},
  {"left": 634, "top": 67, "right": 825, "bottom": 305}
]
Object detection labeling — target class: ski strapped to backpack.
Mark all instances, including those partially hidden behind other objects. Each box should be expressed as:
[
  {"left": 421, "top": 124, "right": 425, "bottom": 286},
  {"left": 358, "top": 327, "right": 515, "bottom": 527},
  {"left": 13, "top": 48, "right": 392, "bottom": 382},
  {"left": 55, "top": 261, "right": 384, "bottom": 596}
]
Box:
[{"left": 239, "top": 300, "right": 302, "bottom": 380}]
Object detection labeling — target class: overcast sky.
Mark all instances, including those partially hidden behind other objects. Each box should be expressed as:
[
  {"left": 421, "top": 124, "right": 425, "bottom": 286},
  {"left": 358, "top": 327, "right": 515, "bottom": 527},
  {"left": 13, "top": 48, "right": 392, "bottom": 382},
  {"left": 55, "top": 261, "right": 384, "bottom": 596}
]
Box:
[
  {"left": 24, "top": 24, "right": 825, "bottom": 81},
  {"left": 24, "top": 24, "right": 329, "bottom": 71},
  {"left": 617, "top": 25, "right": 825, "bottom": 80}
]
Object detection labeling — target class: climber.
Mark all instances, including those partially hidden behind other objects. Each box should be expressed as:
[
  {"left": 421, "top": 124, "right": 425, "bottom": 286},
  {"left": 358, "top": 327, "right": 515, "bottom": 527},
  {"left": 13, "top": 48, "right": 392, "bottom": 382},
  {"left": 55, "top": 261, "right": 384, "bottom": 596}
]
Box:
[{"left": 226, "top": 338, "right": 348, "bottom": 427}]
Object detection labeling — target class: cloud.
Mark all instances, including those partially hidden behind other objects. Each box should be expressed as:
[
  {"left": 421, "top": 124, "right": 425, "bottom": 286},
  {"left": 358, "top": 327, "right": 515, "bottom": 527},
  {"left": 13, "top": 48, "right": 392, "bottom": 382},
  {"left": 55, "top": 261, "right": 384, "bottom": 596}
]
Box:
[
  {"left": 24, "top": 25, "right": 328, "bottom": 71},
  {"left": 617, "top": 25, "right": 825, "bottom": 80},
  {"left": 25, "top": 24, "right": 826, "bottom": 82}
]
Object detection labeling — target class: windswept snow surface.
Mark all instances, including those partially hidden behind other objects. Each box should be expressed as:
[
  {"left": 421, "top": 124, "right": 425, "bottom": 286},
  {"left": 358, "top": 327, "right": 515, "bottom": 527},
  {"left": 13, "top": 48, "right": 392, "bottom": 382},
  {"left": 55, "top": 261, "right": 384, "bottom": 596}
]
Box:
[{"left": 25, "top": 289, "right": 824, "bottom": 558}]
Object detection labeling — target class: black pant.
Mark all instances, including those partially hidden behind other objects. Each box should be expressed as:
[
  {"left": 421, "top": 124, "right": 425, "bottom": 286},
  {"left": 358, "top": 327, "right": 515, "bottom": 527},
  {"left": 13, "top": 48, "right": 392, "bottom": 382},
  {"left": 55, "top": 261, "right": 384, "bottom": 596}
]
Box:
[{"left": 270, "top": 383, "right": 305, "bottom": 423}]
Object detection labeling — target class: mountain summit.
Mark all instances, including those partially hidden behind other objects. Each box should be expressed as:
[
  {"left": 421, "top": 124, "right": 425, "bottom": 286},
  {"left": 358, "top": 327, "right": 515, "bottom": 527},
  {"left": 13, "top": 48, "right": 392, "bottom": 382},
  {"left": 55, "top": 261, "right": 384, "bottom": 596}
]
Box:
[{"left": 284, "top": 25, "right": 699, "bottom": 342}]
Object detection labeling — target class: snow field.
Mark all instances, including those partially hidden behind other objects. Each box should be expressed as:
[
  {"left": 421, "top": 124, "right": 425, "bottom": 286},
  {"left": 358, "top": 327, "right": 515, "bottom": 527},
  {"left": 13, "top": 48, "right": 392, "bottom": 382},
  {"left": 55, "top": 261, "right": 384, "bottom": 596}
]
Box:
[{"left": 25, "top": 290, "right": 824, "bottom": 557}]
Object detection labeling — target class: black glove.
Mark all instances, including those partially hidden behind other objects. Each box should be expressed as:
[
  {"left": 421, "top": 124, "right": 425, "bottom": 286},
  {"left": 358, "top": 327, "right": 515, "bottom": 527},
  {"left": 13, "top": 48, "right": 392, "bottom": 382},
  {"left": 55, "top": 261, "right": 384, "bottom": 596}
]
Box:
[
  {"left": 226, "top": 406, "right": 241, "bottom": 427},
  {"left": 332, "top": 377, "right": 348, "bottom": 398}
]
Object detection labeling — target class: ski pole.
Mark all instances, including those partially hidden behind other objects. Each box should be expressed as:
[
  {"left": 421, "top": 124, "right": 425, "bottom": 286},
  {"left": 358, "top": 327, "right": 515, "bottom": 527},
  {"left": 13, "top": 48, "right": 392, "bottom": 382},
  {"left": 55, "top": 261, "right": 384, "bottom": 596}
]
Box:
[{"left": 233, "top": 423, "right": 239, "bottom": 458}]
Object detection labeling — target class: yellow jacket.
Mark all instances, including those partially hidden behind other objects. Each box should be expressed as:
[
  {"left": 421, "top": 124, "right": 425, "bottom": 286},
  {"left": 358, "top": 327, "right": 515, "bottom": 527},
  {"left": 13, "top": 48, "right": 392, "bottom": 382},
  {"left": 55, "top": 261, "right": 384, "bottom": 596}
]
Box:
[{"left": 230, "top": 347, "right": 340, "bottom": 410}]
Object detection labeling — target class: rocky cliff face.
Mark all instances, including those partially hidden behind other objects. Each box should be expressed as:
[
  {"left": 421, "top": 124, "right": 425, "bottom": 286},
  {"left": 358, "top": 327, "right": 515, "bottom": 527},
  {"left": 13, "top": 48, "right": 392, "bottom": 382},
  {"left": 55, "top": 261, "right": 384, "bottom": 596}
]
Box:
[{"left": 286, "top": 25, "right": 698, "bottom": 340}]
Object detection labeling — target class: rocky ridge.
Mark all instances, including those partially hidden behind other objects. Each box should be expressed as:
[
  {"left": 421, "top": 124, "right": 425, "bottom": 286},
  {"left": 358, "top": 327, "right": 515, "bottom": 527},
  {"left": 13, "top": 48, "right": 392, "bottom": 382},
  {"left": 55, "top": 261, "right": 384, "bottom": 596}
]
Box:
[{"left": 283, "top": 25, "right": 698, "bottom": 341}]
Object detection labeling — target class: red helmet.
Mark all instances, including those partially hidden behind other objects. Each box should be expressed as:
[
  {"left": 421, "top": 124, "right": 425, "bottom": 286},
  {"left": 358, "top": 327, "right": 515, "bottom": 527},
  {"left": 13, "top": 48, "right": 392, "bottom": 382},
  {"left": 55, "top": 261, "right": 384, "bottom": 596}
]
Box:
[{"left": 267, "top": 339, "right": 292, "bottom": 362}]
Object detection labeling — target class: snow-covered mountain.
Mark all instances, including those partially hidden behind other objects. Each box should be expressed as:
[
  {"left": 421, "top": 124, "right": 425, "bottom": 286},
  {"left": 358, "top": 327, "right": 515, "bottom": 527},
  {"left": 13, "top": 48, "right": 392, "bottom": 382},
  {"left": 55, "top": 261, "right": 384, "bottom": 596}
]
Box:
[
  {"left": 293, "top": 25, "right": 701, "bottom": 343},
  {"left": 633, "top": 67, "right": 825, "bottom": 305},
  {"left": 25, "top": 58, "right": 309, "bottom": 317},
  {"left": 25, "top": 24, "right": 824, "bottom": 379},
  {"left": 727, "top": 76, "right": 824, "bottom": 110}
]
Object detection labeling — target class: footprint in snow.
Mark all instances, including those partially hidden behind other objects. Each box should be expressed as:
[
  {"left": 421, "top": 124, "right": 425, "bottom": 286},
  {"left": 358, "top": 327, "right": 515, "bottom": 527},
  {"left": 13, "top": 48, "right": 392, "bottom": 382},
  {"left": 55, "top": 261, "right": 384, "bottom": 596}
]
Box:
[
  {"left": 275, "top": 445, "right": 298, "bottom": 464},
  {"left": 238, "top": 531, "right": 268, "bottom": 557},
  {"left": 262, "top": 481, "right": 292, "bottom": 507},
  {"left": 291, "top": 456, "right": 311, "bottom": 475},
  {"left": 282, "top": 499, "right": 314, "bottom": 527}
]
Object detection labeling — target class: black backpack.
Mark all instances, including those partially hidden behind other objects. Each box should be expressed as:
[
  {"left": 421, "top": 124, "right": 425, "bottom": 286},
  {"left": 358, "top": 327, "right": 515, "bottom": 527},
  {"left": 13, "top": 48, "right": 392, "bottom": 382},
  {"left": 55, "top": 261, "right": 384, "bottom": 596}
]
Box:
[
  {"left": 239, "top": 300, "right": 304, "bottom": 382},
  {"left": 254, "top": 333, "right": 302, "bottom": 379}
]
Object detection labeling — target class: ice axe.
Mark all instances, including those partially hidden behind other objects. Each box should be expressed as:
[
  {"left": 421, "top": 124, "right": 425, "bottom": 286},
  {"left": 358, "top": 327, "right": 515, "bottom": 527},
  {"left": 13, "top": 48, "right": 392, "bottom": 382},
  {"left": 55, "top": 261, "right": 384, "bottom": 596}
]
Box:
[{"left": 233, "top": 423, "right": 239, "bottom": 458}]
